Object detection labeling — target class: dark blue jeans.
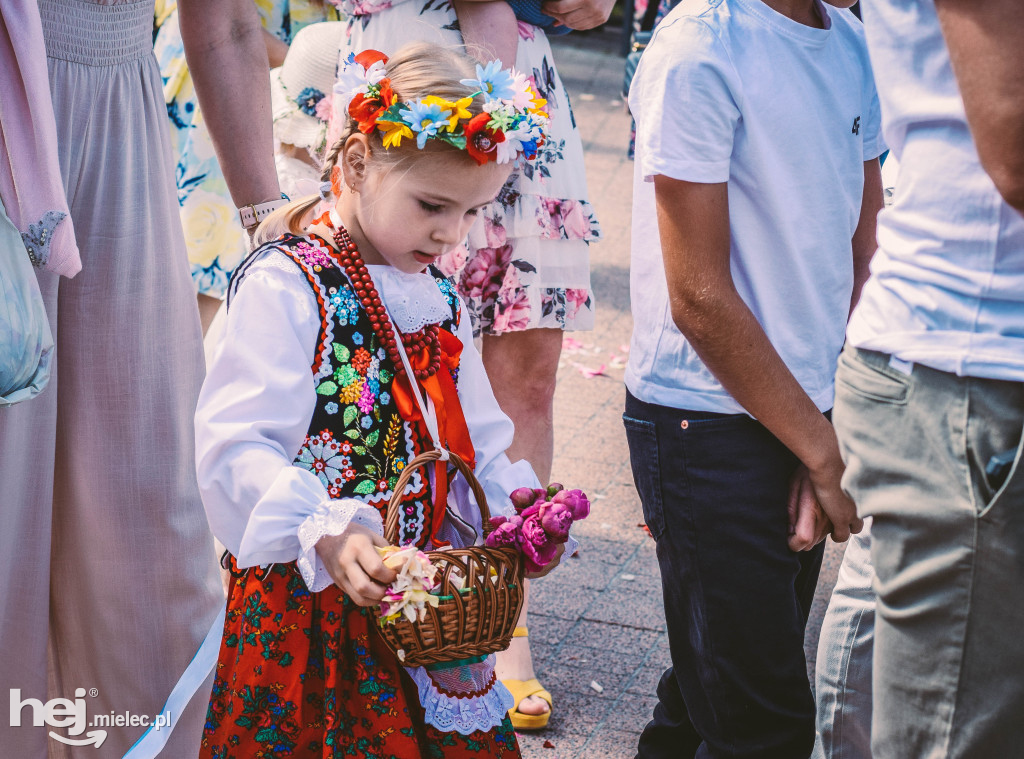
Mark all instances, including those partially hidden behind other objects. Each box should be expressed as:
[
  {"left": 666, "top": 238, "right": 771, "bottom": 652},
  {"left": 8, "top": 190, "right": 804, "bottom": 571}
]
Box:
[{"left": 624, "top": 391, "right": 823, "bottom": 759}]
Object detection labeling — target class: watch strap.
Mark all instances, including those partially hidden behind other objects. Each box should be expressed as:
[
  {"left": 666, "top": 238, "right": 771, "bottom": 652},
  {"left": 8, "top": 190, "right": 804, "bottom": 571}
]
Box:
[{"left": 238, "top": 197, "right": 289, "bottom": 229}]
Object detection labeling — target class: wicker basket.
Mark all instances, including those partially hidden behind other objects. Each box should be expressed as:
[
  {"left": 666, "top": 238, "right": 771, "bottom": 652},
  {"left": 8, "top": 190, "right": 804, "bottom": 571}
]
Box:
[{"left": 373, "top": 449, "right": 525, "bottom": 667}]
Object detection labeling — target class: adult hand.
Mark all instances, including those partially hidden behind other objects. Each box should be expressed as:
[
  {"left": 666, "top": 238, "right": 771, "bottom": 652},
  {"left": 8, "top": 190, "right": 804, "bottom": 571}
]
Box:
[
  {"left": 787, "top": 465, "right": 831, "bottom": 551},
  {"left": 805, "top": 447, "right": 862, "bottom": 543},
  {"left": 315, "top": 524, "right": 397, "bottom": 605},
  {"left": 524, "top": 542, "right": 566, "bottom": 579},
  {"left": 541, "top": 0, "right": 615, "bottom": 31}
]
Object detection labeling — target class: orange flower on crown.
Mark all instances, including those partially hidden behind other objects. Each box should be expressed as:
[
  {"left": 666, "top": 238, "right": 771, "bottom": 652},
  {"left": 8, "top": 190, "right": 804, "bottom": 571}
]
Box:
[
  {"left": 464, "top": 113, "right": 505, "bottom": 165},
  {"left": 349, "top": 79, "right": 397, "bottom": 134}
]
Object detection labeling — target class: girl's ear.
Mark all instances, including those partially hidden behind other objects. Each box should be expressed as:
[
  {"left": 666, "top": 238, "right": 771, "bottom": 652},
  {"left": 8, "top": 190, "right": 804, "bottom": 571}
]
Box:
[{"left": 341, "top": 134, "right": 372, "bottom": 192}]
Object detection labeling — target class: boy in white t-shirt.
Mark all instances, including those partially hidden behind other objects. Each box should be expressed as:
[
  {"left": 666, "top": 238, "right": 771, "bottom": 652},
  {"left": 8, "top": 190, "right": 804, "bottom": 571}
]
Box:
[{"left": 624, "top": 0, "right": 883, "bottom": 755}]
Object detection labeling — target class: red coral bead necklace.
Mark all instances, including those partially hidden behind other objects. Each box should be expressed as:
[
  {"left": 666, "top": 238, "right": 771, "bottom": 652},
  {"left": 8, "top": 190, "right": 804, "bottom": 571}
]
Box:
[{"left": 329, "top": 221, "right": 441, "bottom": 381}]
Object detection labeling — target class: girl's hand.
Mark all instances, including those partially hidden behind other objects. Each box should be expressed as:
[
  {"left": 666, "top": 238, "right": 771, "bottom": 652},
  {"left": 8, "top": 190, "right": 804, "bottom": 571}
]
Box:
[
  {"left": 315, "top": 525, "right": 398, "bottom": 605},
  {"left": 525, "top": 542, "right": 566, "bottom": 579}
]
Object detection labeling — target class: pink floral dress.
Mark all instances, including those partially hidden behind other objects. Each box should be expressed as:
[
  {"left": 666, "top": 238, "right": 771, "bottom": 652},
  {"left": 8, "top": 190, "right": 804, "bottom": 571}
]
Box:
[{"left": 335, "top": 1, "right": 600, "bottom": 335}]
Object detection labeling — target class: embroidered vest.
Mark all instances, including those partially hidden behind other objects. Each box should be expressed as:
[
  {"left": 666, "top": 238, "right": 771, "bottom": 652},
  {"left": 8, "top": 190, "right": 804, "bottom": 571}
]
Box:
[{"left": 230, "top": 233, "right": 462, "bottom": 548}]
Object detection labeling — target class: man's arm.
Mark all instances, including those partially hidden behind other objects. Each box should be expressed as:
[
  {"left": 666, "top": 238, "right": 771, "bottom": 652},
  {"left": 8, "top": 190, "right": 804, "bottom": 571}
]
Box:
[
  {"left": 654, "top": 176, "right": 862, "bottom": 541},
  {"left": 850, "top": 158, "right": 882, "bottom": 314},
  {"left": 540, "top": 0, "right": 615, "bottom": 31},
  {"left": 935, "top": 0, "right": 1024, "bottom": 213},
  {"left": 178, "top": 0, "right": 281, "bottom": 211}
]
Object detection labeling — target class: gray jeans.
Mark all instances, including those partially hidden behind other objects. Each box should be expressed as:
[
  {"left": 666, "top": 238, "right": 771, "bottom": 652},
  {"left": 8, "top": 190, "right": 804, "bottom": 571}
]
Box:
[
  {"left": 832, "top": 346, "right": 1024, "bottom": 758},
  {"left": 813, "top": 523, "right": 874, "bottom": 759}
]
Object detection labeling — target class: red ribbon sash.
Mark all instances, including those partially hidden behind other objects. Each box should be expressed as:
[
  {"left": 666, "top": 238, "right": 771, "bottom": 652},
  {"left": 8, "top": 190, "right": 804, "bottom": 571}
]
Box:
[{"left": 391, "top": 328, "right": 477, "bottom": 544}]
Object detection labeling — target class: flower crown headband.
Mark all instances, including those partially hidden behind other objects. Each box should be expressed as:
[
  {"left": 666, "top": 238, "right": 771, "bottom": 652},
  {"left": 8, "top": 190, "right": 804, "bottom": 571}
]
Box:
[{"left": 333, "top": 50, "right": 550, "bottom": 166}]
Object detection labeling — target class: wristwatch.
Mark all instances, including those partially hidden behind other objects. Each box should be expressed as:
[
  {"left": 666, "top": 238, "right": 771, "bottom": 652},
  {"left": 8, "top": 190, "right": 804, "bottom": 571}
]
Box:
[{"left": 238, "top": 196, "right": 289, "bottom": 229}]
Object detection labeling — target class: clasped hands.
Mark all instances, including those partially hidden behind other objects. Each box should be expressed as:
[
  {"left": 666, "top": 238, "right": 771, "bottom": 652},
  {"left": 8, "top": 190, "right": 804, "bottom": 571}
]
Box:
[{"left": 787, "top": 456, "right": 863, "bottom": 552}]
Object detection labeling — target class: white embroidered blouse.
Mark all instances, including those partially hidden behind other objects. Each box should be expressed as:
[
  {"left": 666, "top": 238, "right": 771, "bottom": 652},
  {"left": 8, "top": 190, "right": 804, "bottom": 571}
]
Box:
[{"left": 195, "top": 249, "right": 545, "bottom": 592}]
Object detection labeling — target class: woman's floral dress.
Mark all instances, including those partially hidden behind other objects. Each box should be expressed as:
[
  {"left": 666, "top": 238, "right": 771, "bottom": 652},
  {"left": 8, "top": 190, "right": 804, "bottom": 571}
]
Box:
[
  {"left": 153, "top": 0, "right": 341, "bottom": 299},
  {"left": 336, "top": 3, "right": 601, "bottom": 335}
]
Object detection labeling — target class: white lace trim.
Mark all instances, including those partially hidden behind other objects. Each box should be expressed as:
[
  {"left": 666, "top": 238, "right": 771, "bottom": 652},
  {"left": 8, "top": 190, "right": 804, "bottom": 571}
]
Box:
[
  {"left": 406, "top": 661, "right": 514, "bottom": 735},
  {"left": 367, "top": 265, "right": 452, "bottom": 334},
  {"left": 296, "top": 498, "right": 384, "bottom": 592}
]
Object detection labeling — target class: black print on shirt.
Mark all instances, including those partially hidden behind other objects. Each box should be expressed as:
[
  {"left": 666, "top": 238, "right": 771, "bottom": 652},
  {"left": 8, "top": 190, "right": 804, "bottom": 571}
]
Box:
[{"left": 852, "top": 116, "right": 861, "bottom": 136}]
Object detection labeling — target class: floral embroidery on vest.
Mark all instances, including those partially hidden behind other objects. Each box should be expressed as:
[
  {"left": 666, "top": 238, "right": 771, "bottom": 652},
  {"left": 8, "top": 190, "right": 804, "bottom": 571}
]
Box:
[{"left": 232, "top": 234, "right": 461, "bottom": 547}]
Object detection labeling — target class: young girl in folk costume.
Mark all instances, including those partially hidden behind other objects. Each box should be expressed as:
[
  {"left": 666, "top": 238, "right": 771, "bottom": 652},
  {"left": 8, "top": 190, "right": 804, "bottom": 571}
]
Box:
[{"left": 195, "top": 42, "right": 555, "bottom": 758}]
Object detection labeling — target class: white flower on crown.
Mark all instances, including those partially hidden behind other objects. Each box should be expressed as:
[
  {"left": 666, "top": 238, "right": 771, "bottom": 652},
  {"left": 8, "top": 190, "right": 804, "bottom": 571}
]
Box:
[
  {"left": 509, "top": 71, "right": 536, "bottom": 111},
  {"left": 333, "top": 53, "right": 389, "bottom": 110}
]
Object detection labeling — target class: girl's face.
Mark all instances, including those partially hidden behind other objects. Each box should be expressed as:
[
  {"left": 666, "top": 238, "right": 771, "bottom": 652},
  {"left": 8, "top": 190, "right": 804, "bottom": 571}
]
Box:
[{"left": 339, "top": 140, "right": 512, "bottom": 274}]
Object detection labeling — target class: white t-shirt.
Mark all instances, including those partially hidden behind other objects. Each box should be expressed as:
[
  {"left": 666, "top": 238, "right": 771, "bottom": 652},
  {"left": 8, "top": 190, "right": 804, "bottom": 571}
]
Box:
[
  {"left": 625, "top": 0, "right": 884, "bottom": 414},
  {"left": 847, "top": 1, "right": 1024, "bottom": 381}
]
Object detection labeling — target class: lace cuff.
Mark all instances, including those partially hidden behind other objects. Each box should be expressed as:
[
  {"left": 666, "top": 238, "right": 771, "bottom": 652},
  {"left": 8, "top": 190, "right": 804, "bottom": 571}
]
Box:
[
  {"left": 406, "top": 659, "right": 514, "bottom": 735},
  {"left": 296, "top": 498, "right": 384, "bottom": 592}
]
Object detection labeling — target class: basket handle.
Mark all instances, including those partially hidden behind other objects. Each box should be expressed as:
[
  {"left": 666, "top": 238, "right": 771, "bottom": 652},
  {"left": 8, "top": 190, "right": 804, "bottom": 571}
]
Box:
[{"left": 385, "top": 450, "right": 493, "bottom": 545}]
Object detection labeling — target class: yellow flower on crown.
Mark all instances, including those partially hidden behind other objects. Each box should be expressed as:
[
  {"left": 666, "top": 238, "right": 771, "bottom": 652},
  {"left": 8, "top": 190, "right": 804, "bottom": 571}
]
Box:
[
  {"left": 421, "top": 95, "right": 474, "bottom": 133},
  {"left": 526, "top": 84, "right": 547, "bottom": 116},
  {"left": 379, "top": 119, "right": 414, "bottom": 149}
]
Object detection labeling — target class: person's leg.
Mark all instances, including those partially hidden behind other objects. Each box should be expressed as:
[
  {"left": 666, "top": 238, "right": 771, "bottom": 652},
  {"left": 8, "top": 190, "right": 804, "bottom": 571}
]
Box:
[
  {"left": 833, "top": 347, "right": 1024, "bottom": 758},
  {"left": 483, "top": 328, "right": 562, "bottom": 720},
  {"left": 812, "top": 525, "right": 874, "bottom": 759},
  {"left": 481, "top": 328, "right": 561, "bottom": 484},
  {"left": 625, "top": 391, "right": 820, "bottom": 759}
]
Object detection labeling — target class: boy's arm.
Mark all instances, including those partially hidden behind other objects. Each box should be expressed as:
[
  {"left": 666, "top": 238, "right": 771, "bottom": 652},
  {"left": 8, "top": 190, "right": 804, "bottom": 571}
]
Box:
[
  {"left": 935, "top": 0, "right": 1024, "bottom": 212},
  {"left": 850, "top": 158, "right": 883, "bottom": 315},
  {"left": 453, "top": 0, "right": 518, "bottom": 68},
  {"left": 654, "top": 175, "right": 862, "bottom": 542},
  {"left": 178, "top": 0, "right": 281, "bottom": 213}
]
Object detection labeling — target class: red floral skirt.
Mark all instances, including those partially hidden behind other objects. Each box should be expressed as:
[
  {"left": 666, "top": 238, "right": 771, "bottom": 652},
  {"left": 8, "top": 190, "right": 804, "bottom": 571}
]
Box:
[{"left": 199, "top": 559, "right": 521, "bottom": 759}]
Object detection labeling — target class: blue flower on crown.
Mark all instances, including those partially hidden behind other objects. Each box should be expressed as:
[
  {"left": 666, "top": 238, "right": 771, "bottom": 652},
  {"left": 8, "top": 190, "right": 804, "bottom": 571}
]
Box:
[
  {"left": 296, "top": 87, "right": 326, "bottom": 118},
  {"left": 461, "top": 61, "right": 516, "bottom": 101},
  {"left": 400, "top": 100, "right": 452, "bottom": 149}
]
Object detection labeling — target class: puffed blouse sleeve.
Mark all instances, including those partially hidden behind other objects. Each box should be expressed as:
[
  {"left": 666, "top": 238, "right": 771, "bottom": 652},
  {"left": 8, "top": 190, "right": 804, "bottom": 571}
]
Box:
[
  {"left": 194, "top": 252, "right": 383, "bottom": 592},
  {"left": 441, "top": 297, "right": 578, "bottom": 558}
]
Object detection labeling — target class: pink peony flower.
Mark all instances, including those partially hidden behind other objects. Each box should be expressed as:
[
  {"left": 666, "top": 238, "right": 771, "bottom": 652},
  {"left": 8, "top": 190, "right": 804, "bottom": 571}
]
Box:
[
  {"left": 553, "top": 489, "right": 591, "bottom": 520},
  {"left": 485, "top": 515, "right": 523, "bottom": 549},
  {"left": 521, "top": 514, "right": 549, "bottom": 547},
  {"left": 510, "top": 487, "right": 537, "bottom": 511},
  {"left": 520, "top": 502, "right": 542, "bottom": 520},
  {"left": 522, "top": 539, "right": 559, "bottom": 574},
  {"left": 539, "top": 501, "right": 573, "bottom": 542}
]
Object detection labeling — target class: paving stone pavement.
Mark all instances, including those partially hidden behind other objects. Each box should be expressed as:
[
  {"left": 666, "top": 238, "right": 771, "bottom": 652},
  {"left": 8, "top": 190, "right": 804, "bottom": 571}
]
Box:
[{"left": 516, "top": 27, "right": 847, "bottom": 759}]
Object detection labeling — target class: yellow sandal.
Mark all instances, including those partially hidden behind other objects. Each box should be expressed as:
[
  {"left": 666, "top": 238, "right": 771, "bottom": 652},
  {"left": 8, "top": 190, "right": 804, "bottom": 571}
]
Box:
[{"left": 501, "top": 627, "right": 553, "bottom": 731}]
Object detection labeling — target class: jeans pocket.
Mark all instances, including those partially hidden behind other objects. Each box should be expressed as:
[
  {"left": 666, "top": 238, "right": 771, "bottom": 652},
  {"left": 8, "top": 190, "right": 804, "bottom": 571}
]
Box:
[
  {"left": 623, "top": 414, "right": 667, "bottom": 540},
  {"left": 836, "top": 348, "right": 910, "bottom": 405}
]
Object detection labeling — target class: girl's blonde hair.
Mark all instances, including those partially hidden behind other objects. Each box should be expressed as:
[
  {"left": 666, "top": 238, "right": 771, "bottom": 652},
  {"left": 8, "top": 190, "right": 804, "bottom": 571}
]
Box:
[{"left": 256, "top": 42, "right": 483, "bottom": 245}]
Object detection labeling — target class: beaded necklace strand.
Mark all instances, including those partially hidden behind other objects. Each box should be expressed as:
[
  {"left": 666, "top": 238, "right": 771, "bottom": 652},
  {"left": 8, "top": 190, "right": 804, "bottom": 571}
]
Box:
[{"left": 329, "top": 222, "right": 442, "bottom": 381}]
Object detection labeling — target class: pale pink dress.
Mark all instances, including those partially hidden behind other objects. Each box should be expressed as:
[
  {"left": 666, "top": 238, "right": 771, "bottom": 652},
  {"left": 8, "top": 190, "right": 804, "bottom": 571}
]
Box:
[{"left": 0, "top": 1, "right": 222, "bottom": 756}]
